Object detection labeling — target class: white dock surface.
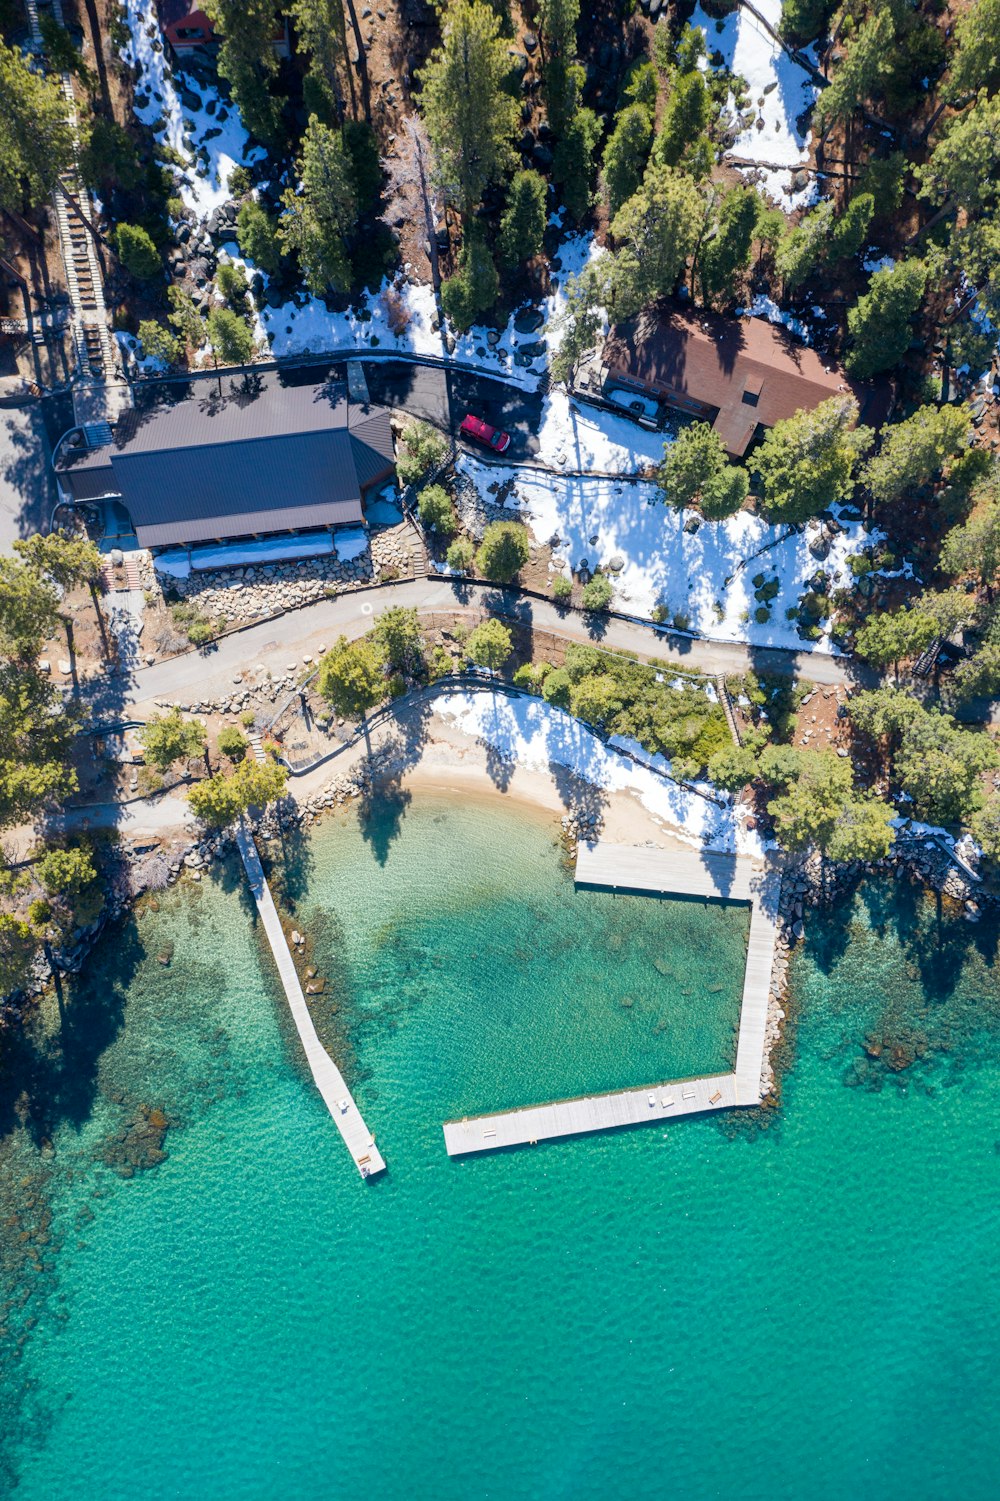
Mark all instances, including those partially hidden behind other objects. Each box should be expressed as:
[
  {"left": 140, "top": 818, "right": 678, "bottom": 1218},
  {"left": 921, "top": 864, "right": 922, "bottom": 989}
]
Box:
[
  {"left": 443, "top": 840, "right": 780, "bottom": 1157},
  {"left": 236, "top": 820, "right": 385, "bottom": 1178}
]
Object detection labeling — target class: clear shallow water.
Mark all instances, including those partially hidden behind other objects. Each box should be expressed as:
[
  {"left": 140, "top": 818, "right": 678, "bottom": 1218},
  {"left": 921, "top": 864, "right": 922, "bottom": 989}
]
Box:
[{"left": 2, "top": 801, "right": 1000, "bottom": 1500}]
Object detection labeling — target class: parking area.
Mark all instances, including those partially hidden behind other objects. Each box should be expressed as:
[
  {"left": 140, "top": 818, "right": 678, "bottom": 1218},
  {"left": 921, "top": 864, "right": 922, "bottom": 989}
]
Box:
[{"left": 0, "top": 393, "right": 71, "bottom": 551}]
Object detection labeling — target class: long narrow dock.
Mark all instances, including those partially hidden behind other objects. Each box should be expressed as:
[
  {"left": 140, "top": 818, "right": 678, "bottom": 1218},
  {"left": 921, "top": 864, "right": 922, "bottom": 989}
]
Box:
[
  {"left": 443, "top": 840, "right": 781, "bottom": 1157},
  {"left": 235, "top": 820, "right": 385, "bottom": 1178}
]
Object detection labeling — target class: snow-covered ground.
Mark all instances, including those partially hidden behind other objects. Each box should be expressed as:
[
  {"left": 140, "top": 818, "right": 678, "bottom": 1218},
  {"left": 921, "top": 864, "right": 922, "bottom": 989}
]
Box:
[
  {"left": 459, "top": 454, "right": 874, "bottom": 653},
  {"left": 693, "top": 0, "right": 818, "bottom": 209},
  {"left": 435, "top": 691, "right": 762, "bottom": 854},
  {"left": 122, "top": 0, "right": 263, "bottom": 222},
  {"left": 533, "top": 389, "right": 672, "bottom": 474}
]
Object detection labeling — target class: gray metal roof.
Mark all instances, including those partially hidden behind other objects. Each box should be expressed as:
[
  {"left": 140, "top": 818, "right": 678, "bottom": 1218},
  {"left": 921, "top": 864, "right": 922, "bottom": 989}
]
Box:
[{"left": 66, "top": 372, "right": 395, "bottom": 546}]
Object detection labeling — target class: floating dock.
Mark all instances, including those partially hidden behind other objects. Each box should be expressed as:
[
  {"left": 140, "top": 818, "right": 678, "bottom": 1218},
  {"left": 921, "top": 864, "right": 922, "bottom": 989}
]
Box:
[
  {"left": 443, "top": 840, "right": 781, "bottom": 1158},
  {"left": 236, "top": 820, "right": 385, "bottom": 1179}
]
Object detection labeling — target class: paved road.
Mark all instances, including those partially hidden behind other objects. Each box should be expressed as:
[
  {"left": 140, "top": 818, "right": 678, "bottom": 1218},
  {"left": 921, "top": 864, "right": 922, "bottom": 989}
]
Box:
[{"left": 124, "top": 578, "right": 872, "bottom": 714}]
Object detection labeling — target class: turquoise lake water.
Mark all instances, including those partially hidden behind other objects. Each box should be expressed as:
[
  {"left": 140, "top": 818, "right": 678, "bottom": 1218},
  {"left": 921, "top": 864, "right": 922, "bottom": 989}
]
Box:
[{"left": 2, "top": 793, "right": 1000, "bottom": 1499}]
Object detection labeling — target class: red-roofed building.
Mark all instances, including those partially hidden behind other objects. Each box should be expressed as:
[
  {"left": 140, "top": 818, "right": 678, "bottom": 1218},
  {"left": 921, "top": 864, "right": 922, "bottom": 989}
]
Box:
[
  {"left": 601, "top": 303, "right": 892, "bottom": 458},
  {"left": 156, "top": 0, "right": 289, "bottom": 57}
]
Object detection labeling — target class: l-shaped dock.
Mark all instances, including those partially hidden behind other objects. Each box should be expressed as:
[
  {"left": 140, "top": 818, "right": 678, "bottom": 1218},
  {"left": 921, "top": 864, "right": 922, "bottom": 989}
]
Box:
[
  {"left": 236, "top": 820, "right": 385, "bottom": 1178},
  {"left": 443, "top": 841, "right": 780, "bottom": 1158}
]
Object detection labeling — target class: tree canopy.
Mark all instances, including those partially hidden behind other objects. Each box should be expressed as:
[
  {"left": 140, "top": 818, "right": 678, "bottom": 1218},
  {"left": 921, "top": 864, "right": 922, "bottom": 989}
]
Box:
[
  {"left": 657, "top": 423, "right": 748, "bottom": 519},
  {"left": 755, "top": 397, "right": 872, "bottom": 525},
  {"left": 317, "top": 636, "right": 386, "bottom": 718},
  {"left": 0, "top": 40, "right": 77, "bottom": 213}
]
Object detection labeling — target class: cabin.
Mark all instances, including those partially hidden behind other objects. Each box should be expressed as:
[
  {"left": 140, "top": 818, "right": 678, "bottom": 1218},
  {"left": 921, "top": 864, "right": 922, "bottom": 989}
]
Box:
[
  {"left": 55, "top": 371, "right": 396, "bottom": 572},
  {"left": 601, "top": 303, "right": 892, "bottom": 458},
  {"left": 155, "top": 0, "right": 290, "bottom": 58}
]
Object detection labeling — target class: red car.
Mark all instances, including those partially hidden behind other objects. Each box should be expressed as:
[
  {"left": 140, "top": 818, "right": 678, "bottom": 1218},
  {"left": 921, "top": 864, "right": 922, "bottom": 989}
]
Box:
[{"left": 459, "top": 413, "right": 511, "bottom": 453}]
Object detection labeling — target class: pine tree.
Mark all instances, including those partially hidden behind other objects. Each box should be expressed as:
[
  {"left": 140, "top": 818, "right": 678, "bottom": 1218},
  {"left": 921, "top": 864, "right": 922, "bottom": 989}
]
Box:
[
  {"left": 318, "top": 636, "right": 385, "bottom": 718},
  {"left": 167, "top": 287, "right": 205, "bottom": 353},
  {"left": 813, "top": 8, "right": 896, "bottom": 135},
  {"left": 828, "top": 192, "right": 875, "bottom": 264},
  {"left": 774, "top": 199, "right": 834, "bottom": 290},
  {"left": 846, "top": 259, "right": 926, "bottom": 379},
  {"left": 140, "top": 710, "right": 207, "bottom": 772},
  {"left": 237, "top": 200, "right": 281, "bottom": 275},
  {"left": 548, "top": 261, "right": 610, "bottom": 386},
  {"left": 946, "top": 0, "right": 1000, "bottom": 102},
  {"left": 601, "top": 104, "right": 653, "bottom": 217},
  {"left": 203, "top": 0, "right": 281, "bottom": 144},
  {"left": 862, "top": 404, "right": 972, "bottom": 507},
  {"left": 854, "top": 607, "right": 938, "bottom": 676},
  {"left": 498, "top": 170, "right": 548, "bottom": 267},
  {"left": 115, "top": 224, "right": 161, "bottom": 281},
  {"left": 537, "top": 0, "right": 582, "bottom": 137},
  {"left": 440, "top": 228, "right": 499, "bottom": 331},
  {"left": 699, "top": 187, "right": 759, "bottom": 307},
  {"left": 609, "top": 164, "right": 704, "bottom": 320},
  {"left": 288, "top": 0, "right": 347, "bottom": 120},
  {"left": 917, "top": 92, "right": 1000, "bottom": 218},
  {"left": 467, "top": 619, "right": 513, "bottom": 671},
  {"left": 206, "top": 306, "right": 256, "bottom": 365},
  {"left": 418, "top": 0, "right": 520, "bottom": 215},
  {"left": 654, "top": 70, "right": 711, "bottom": 171},
  {"left": 0, "top": 40, "right": 77, "bottom": 212},
  {"left": 657, "top": 423, "right": 748, "bottom": 519},
  {"left": 279, "top": 118, "right": 357, "bottom": 295},
  {"left": 0, "top": 558, "right": 59, "bottom": 662},
  {"left": 754, "top": 396, "right": 872, "bottom": 525},
  {"left": 137, "top": 320, "right": 180, "bottom": 365},
  {"left": 476, "top": 521, "right": 530, "bottom": 583},
  {"left": 552, "top": 107, "right": 601, "bottom": 223},
  {"left": 940, "top": 472, "right": 1000, "bottom": 595}
]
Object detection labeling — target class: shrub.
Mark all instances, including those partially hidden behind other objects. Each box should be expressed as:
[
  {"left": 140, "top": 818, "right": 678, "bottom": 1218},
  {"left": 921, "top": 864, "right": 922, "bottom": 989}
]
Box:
[
  {"left": 541, "top": 667, "right": 572, "bottom": 707},
  {"left": 236, "top": 200, "right": 280, "bottom": 274},
  {"left": 650, "top": 603, "right": 669, "bottom": 624},
  {"left": 28, "top": 898, "right": 52, "bottom": 927},
  {"left": 218, "top": 725, "right": 248, "bottom": 762},
  {"left": 206, "top": 305, "right": 255, "bottom": 365},
  {"left": 137, "top": 319, "right": 179, "bottom": 365},
  {"left": 396, "top": 419, "right": 448, "bottom": 487},
  {"left": 240, "top": 710, "right": 257, "bottom": 728},
  {"left": 228, "top": 165, "right": 252, "bottom": 197},
  {"left": 466, "top": 618, "right": 513, "bottom": 672},
  {"left": 186, "top": 617, "right": 216, "bottom": 646},
  {"left": 581, "top": 573, "right": 613, "bottom": 612},
  {"left": 418, "top": 483, "right": 458, "bottom": 537},
  {"left": 477, "top": 521, "right": 530, "bottom": 583},
  {"left": 446, "top": 537, "right": 475, "bottom": 573},
  {"left": 513, "top": 661, "right": 551, "bottom": 692},
  {"left": 115, "top": 223, "right": 161, "bottom": 280},
  {"left": 216, "top": 261, "right": 250, "bottom": 309},
  {"left": 552, "top": 574, "right": 573, "bottom": 604}
]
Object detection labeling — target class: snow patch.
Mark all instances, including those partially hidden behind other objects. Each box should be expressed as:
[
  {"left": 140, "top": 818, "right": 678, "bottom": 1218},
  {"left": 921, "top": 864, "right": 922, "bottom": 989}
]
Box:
[
  {"left": 333, "top": 527, "right": 369, "bottom": 563},
  {"left": 737, "top": 294, "right": 813, "bottom": 345}
]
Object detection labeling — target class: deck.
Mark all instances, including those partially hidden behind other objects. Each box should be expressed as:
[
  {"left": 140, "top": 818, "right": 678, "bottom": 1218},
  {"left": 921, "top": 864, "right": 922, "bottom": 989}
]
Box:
[
  {"left": 443, "top": 840, "right": 781, "bottom": 1157},
  {"left": 236, "top": 820, "right": 386, "bottom": 1179}
]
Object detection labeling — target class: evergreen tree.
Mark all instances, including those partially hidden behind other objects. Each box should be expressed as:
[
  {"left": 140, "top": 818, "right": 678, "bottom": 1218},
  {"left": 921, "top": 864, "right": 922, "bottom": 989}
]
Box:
[
  {"left": 846, "top": 259, "right": 927, "bottom": 379},
  {"left": 537, "top": 0, "right": 582, "bottom": 137},
  {"left": 548, "top": 261, "right": 610, "bottom": 386},
  {"left": 757, "top": 745, "right": 854, "bottom": 853},
  {"left": 825, "top": 796, "right": 895, "bottom": 863},
  {"left": 115, "top": 224, "right": 161, "bottom": 281},
  {"left": 708, "top": 741, "right": 760, "bottom": 791},
  {"left": 951, "top": 643, "right": 1000, "bottom": 705},
  {"left": 0, "top": 665, "right": 78, "bottom": 829},
  {"left": 498, "top": 170, "right": 548, "bottom": 267},
  {"left": 917, "top": 91, "right": 1000, "bottom": 218},
  {"left": 203, "top": 0, "right": 281, "bottom": 144},
  {"left": 440, "top": 228, "right": 499, "bottom": 331},
  {"left": 372, "top": 607, "right": 423, "bottom": 674},
  {"left": 779, "top": 0, "right": 835, "bottom": 47},
  {"left": 168, "top": 287, "right": 206, "bottom": 352},
  {"left": 774, "top": 199, "right": 834, "bottom": 290},
  {"left": 318, "top": 636, "right": 385, "bottom": 718},
  {"left": 417, "top": 483, "right": 458, "bottom": 536},
  {"left": 137, "top": 321, "right": 180, "bottom": 365},
  {"left": 657, "top": 423, "right": 748, "bottom": 519},
  {"left": 0, "top": 39, "right": 77, "bottom": 212},
  {"left": 849, "top": 688, "right": 997, "bottom": 825},
  {"left": 13, "top": 531, "right": 100, "bottom": 595},
  {"left": 36, "top": 844, "right": 96, "bottom": 899},
  {"left": 969, "top": 790, "right": 1000, "bottom": 863},
  {"left": 466, "top": 618, "right": 513, "bottom": 672},
  {"left": 553, "top": 107, "right": 601, "bottom": 223},
  {"left": 288, "top": 0, "right": 347, "bottom": 120},
  {"left": 187, "top": 757, "right": 288, "bottom": 825},
  {"left": 755, "top": 396, "right": 872, "bottom": 525},
  {"left": 601, "top": 104, "right": 653, "bottom": 218},
  {"left": 813, "top": 8, "right": 896, "bottom": 135},
  {"left": 862, "top": 404, "right": 972, "bottom": 507},
  {"left": 476, "top": 521, "right": 530, "bottom": 583},
  {"left": 206, "top": 306, "right": 255, "bottom": 366},
  {"left": 343, "top": 121, "right": 382, "bottom": 213},
  {"left": 418, "top": 0, "right": 520, "bottom": 214},
  {"left": 0, "top": 558, "right": 59, "bottom": 661},
  {"left": 947, "top": 0, "right": 1000, "bottom": 103},
  {"left": 654, "top": 70, "right": 711, "bottom": 171},
  {"left": 828, "top": 192, "right": 875, "bottom": 264},
  {"left": 700, "top": 187, "right": 759, "bottom": 307},
  {"left": 940, "top": 472, "right": 1000, "bottom": 595},
  {"left": 609, "top": 164, "right": 704, "bottom": 319},
  {"left": 216, "top": 262, "right": 250, "bottom": 311},
  {"left": 854, "top": 606, "right": 938, "bottom": 676},
  {"left": 80, "top": 118, "right": 141, "bottom": 192},
  {"left": 237, "top": 200, "right": 281, "bottom": 275},
  {"left": 140, "top": 710, "right": 207, "bottom": 772},
  {"left": 280, "top": 118, "right": 356, "bottom": 295}
]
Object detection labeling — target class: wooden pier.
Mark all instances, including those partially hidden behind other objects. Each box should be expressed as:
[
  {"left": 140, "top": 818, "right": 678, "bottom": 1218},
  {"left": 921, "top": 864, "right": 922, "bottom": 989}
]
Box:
[
  {"left": 443, "top": 841, "right": 780, "bottom": 1157},
  {"left": 236, "top": 820, "right": 385, "bottom": 1179}
]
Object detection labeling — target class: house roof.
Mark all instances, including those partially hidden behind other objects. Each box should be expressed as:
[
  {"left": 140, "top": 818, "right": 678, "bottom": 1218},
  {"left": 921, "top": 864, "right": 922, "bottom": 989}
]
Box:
[
  {"left": 602, "top": 304, "right": 891, "bottom": 457},
  {"left": 57, "top": 371, "right": 395, "bottom": 548}
]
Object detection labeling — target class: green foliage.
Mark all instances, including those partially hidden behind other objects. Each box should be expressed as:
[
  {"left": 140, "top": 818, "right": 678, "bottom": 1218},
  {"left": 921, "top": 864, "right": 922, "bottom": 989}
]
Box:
[
  {"left": 857, "top": 152, "right": 906, "bottom": 218},
  {"left": 418, "top": 0, "right": 520, "bottom": 213},
  {"left": 228, "top": 166, "right": 253, "bottom": 197},
  {"left": 951, "top": 643, "right": 1000, "bottom": 704},
  {"left": 581, "top": 573, "right": 613, "bottom": 612},
  {"left": 36, "top": 843, "right": 96, "bottom": 898},
  {"left": 700, "top": 187, "right": 759, "bottom": 307},
  {"left": 440, "top": 227, "right": 499, "bottom": 331},
  {"left": 217, "top": 725, "right": 249, "bottom": 762},
  {"left": 115, "top": 223, "right": 161, "bottom": 281},
  {"left": 417, "top": 483, "right": 458, "bottom": 537},
  {"left": 372, "top": 606, "right": 423, "bottom": 673},
  {"left": 13, "top": 531, "right": 100, "bottom": 592},
  {"left": 343, "top": 121, "right": 382, "bottom": 214},
  {"left": 552, "top": 573, "right": 573, "bottom": 603},
  {"left": 203, "top": 0, "right": 281, "bottom": 143},
  {"left": 775, "top": 198, "right": 834, "bottom": 290},
  {"left": 237, "top": 200, "right": 281, "bottom": 275},
  {"left": 757, "top": 744, "right": 893, "bottom": 859},
  {"left": 288, "top": 0, "right": 347, "bottom": 121},
  {"left": 137, "top": 320, "right": 180, "bottom": 365},
  {"left": 541, "top": 666, "right": 572, "bottom": 706},
  {"left": 446, "top": 537, "right": 475, "bottom": 573},
  {"left": 828, "top": 192, "right": 875, "bottom": 264},
  {"left": 547, "top": 261, "right": 610, "bottom": 386},
  {"left": 623, "top": 60, "right": 659, "bottom": 113},
  {"left": 654, "top": 70, "right": 711, "bottom": 171},
  {"left": 0, "top": 557, "right": 58, "bottom": 660},
  {"left": 849, "top": 688, "right": 998, "bottom": 825},
  {"left": 0, "top": 663, "right": 78, "bottom": 830},
  {"left": 216, "top": 261, "right": 250, "bottom": 310},
  {"left": 814, "top": 8, "right": 896, "bottom": 134},
  {"left": 779, "top": 0, "right": 834, "bottom": 45},
  {"left": 854, "top": 606, "right": 937, "bottom": 671},
  {"left": 708, "top": 741, "right": 760, "bottom": 791},
  {"left": 466, "top": 618, "right": 513, "bottom": 671},
  {"left": 755, "top": 397, "right": 872, "bottom": 525},
  {"left": 396, "top": 420, "right": 448, "bottom": 486},
  {"left": 167, "top": 287, "right": 205, "bottom": 351},
  {"left": 206, "top": 306, "right": 255, "bottom": 366},
  {"left": 140, "top": 709, "right": 207, "bottom": 772},
  {"left": 317, "top": 635, "right": 385, "bottom": 718},
  {"left": 538, "top": 0, "right": 582, "bottom": 135},
  {"left": 918, "top": 92, "right": 1000, "bottom": 216},
  {"left": 947, "top": 0, "right": 1000, "bottom": 101},
  {"left": 0, "top": 913, "right": 35, "bottom": 996},
  {"left": 940, "top": 469, "right": 1000, "bottom": 590},
  {"left": 499, "top": 170, "right": 547, "bottom": 267},
  {"left": 476, "top": 521, "right": 530, "bottom": 583},
  {"left": 0, "top": 39, "right": 77, "bottom": 212},
  {"left": 846, "top": 259, "right": 927, "bottom": 378},
  {"left": 609, "top": 164, "right": 704, "bottom": 319},
  {"left": 602, "top": 104, "right": 654, "bottom": 218},
  {"left": 658, "top": 422, "right": 748, "bottom": 518},
  {"left": 969, "top": 789, "right": 1000, "bottom": 863},
  {"left": 80, "top": 118, "right": 141, "bottom": 191},
  {"left": 280, "top": 117, "right": 356, "bottom": 294},
  {"left": 188, "top": 756, "right": 288, "bottom": 826},
  {"left": 862, "top": 403, "right": 972, "bottom": 506},
  {"left": 562, "top": 649, "right": 728, "bottom": 767},
  {"left": 553, "top": 107, "right": 601, "bottom": 223}
]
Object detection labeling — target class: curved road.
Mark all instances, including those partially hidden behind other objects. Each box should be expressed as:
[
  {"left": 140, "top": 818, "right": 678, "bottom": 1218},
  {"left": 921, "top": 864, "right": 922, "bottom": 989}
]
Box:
[{"left": 124, "top": 578, "right": 873, "bottom": 713}]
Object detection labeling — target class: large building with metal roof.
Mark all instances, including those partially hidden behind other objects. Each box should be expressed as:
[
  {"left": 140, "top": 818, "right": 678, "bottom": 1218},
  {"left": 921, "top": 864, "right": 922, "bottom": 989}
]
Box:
[{"left": 56, "top": 371, "right": 396, "bottom": 552}]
